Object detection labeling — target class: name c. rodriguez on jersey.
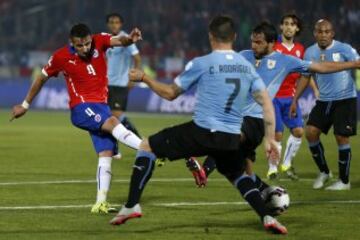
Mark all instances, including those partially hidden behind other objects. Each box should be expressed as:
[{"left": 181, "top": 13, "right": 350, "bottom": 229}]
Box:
[{"left": 209, "top": 64, "right": 252, "bottom": 74}]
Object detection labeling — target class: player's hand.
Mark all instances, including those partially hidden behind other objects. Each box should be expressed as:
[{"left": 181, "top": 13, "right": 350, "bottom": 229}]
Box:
[
  {"left": 289, "top": 101, "right": 297, "bottom": 119},
  {"left": 10, "top": 104, "right": 28, "bottom": 122},
  {"left": 264, "top": 137, "right": 280, "bottom": 165},
  {"left": 129, "top": 28, "right": 142, "bottom": 43},
  {"left": 313, "top": 89, "right": 320, "bottom": 99},
  {"left": 129, "top": 68, "right": 145, "bottom": 82}
]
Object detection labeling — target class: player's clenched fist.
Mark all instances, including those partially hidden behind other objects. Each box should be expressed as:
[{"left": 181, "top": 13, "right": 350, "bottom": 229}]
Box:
[
  {"left": 129, "top": 69, "right": 145, "bottom": 82},
  {"left": 129, "top": 28, "right": 142, "bottom": 43}
]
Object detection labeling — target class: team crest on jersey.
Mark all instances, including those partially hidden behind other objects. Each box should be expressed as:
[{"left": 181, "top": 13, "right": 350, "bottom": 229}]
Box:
[
  {"left": 94, "top": 114, "right": 102, "bottom": 123},
  {"left": 332, "top": 53, "right": 341, "bottom": 62},
  {"left": 267, "top": 59, "right": 276, "bottom": 69},
  {"left": 296, "top": 50, "right": 301, "bottom": 57},
  {"left": 93, "top": 49, "right": 99, "bottom": 58}
]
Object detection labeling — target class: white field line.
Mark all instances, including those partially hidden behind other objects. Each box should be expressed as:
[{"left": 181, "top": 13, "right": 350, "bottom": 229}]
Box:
[
  {"left": 0, "top": 200, "right": 360, "bottom": 211},
  {"left": 0, "top": 178, "right": 314, "bottom": 186}
]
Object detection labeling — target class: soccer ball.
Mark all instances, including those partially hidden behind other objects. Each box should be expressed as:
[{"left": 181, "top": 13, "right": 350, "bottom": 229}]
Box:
[{"left": 264, "top": 186, "right": 290, "bottom": 215}]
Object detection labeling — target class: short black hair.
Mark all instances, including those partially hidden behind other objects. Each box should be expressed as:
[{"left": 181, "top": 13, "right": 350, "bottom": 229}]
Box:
[
  {"left": 252, "top": 22, "right": 277, "bottom": 43},
  {"left": 106, "top": 13, "right": 124, "bottom": 23},
  {"left": 208, "top": 15, "right": 236, "bottom": 42},
  {"left": 280, "top": 13, "right": 303, "bottom": 35},
  {"left": 70, "top": 23, "right": 91, "bottom": 38}
]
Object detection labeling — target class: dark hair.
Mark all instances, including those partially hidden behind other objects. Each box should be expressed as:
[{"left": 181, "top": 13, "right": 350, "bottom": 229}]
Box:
[
  {"left": 280, "top": 13, "right": 303, "bottom": 35},
  {"left": 106, "top": 13, "right": 124, "bottom": 23},
  {"left": 208, "top": 15, "right": 236, "bottom": 42},
  {"left": 252, "top": 22, "right": 277, "bottom": 43},
  {"left": 70, "top": 23, "right": 91, "bottom": 38}
]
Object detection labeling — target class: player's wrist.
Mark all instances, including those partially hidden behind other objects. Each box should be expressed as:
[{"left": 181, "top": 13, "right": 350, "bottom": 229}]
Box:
[
  {"left": 140, "top": 72, "right": 146, "bottom": 82},
  {"left": 21, "top": 100, "right": 30, "bottom": 110}
]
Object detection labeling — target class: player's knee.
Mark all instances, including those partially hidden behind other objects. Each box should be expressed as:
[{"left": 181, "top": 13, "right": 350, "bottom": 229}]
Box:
[
  {"left": 291, "top": 127, "right": 303, "bottom": 138},
  {"left": 102, "top": 116, "right": 120, "bottom": 132},
  {"left": 98, "top": 150, "right": 114, "bottom": 157},
  {"left": 335, "top": 135, "right": 349, "bottom": 145},
  {"left": 305, "top": 126, "right": 320, "bottom": 142},
  {"left": 275, "top": 132, "right": 283, "bottom": 141}
]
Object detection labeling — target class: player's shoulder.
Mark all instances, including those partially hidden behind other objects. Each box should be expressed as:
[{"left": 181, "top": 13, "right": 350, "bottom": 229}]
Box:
[
  {"left": 51, "top": 45, "right": 71, "bottom": 61},
  {"left": 238, "top": 49, "right": 254, "bottom": 60},
  {"left": 304, "top": 43, "right": 318, "bottom": 55},
  {"left": 334, "top": 40, "right": 355, "bottom": 51},
  {"left": 294, "top": 42, "right": 305, "bottom": 51},
  {"left": 92, "top": 32, "right": 111, "bottom": 41}
]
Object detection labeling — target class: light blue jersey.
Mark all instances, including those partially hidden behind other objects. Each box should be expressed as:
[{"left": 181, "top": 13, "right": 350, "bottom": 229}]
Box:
[
  {"left": 174, "top": 50, "right": 265, "bottom": 134},
  {"left": 106, "top": 31, "right": 139, "bottom": 87},
  {"left": 240, "top": 50, "right": 312, "bottom": 118},
  {"left": 304, "top": 40, "right": 359, "bottom": 101}
]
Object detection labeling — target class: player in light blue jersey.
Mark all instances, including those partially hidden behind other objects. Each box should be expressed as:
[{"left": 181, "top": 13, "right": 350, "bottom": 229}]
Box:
[
  {"left": 195, "top": 22, "right": 360, "bottom": 184},
  {"left": 106, "top": 13, "right": 141, "bottom": 158},
  {"left": 110, "top": 15, "right": 289, "bottom": 235},
  {"left": 291, "top": 19, "right": 360, "bottom": 190}
]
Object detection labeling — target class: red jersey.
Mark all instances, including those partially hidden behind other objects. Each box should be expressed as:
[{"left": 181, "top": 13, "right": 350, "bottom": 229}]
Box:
[
  {"left": 42, "top": 34, "right": 112, "bottom": 108},
  {"left": 273, "top": 41, "right": 305, "bottom": 98}
]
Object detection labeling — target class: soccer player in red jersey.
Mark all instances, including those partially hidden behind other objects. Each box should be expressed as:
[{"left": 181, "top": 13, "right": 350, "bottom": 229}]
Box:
[
  {"left": 11, "top": 23, "right": 143, "bottom": 213},
  {"left": 268, "top": 14, "right": 318, "bottom": 180}
]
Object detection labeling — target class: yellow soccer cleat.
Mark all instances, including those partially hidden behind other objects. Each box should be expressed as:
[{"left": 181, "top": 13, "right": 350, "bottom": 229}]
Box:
[{"left": 91, "top": 202, "right": 117, "bottom": 214}]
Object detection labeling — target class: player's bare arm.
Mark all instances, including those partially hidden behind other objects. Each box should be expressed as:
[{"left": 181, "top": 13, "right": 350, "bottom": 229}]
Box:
[
  {"left": 10, "top": 73, "right": 49, "bottom": 121},
  {"left": 110, "top": 28, "right": 142, "bottom": 47},
  {"left": 309, "top": 76, "right": 319, "bottom": 99},
  {"left": 133, "top": 54, "right": 142, "bottom": 69},
  {"left": 309, "top": 60, "right": 360, "bottom": 73},
  {"left": 289, "top": 75, "right": 311, "bottom": 118},
  {"left": 252, "top": 89, "right": 279, "bottom": 162},
  {"left": 129, "top": 69, "right": 182, "bottom": 100}
]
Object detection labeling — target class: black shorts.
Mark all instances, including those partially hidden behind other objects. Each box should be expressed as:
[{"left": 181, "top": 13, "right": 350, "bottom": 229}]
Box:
[
  {"left": 148, "top": 121, "right": 247, "bottom": 175},
  {"left": 108, "top": 86, "right": 129, "bottom": 111},
  {"left": 307, "top": 98, "right": 357, "bottom": 136},
  {"left": 241, "top": 116, "right": 265, "bottom": 162}
]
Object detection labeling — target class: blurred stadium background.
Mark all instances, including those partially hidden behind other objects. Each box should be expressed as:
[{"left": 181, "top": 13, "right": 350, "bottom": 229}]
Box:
[{"left": 0, "top": 0, "right": 359, "bottom": 116}]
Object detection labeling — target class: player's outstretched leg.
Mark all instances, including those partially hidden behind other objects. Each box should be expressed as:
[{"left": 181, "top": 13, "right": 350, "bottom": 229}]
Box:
[
  {"left": 326, "top": 141, "right": 351, "bottom": 190},
  {"left": 229, "top": 174, "right": 287, "bottom": 234},
  {"left": 102, "top": 116, "right": 142, "bottom": 150},
  {"left": 91, "top": 155, "right": 117, "bottom": 214},
  {"left": 119, "top": 114, "right": 141, "bottom": 137},
  {"left": 110, "top": 148, "right": 156, "bottom": 225}
]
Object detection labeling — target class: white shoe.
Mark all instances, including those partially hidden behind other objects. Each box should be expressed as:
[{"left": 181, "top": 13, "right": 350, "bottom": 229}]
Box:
[
  {"left": 325, "top": 180, "right": 351, "bottom": 191},
  {"left": 313, "top": 172, "right": 332, "bottom": 189},
  {"left": 109, "top": 204, "right": 142, "bottom": 225},
  {"left": 263, "top": 215, "right": 288, "bottom": 235},
  {"left": 113, "top": 153, "right": 122, "bottom": 160}
]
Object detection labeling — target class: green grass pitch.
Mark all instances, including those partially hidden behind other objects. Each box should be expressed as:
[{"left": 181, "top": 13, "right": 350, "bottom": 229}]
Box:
[{"left": 0, "top": 110, "right": 359, "bottom": 240}]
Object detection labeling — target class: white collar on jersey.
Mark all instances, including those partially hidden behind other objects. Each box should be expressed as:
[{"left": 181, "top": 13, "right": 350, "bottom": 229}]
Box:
[
  {"left": 281, "top": 42, "right": 295, "bottom": 51},
  {"left": 213, "top": 50, "right": 235, "bottom": 53},
  {"left": 317, "top": 40, "right": 335, "bottom": 50}
]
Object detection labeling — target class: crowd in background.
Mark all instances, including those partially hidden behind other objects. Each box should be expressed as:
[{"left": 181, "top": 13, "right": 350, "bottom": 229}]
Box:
[{"left": 0, "top": 0, "right": 359, "bottom": 74}]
